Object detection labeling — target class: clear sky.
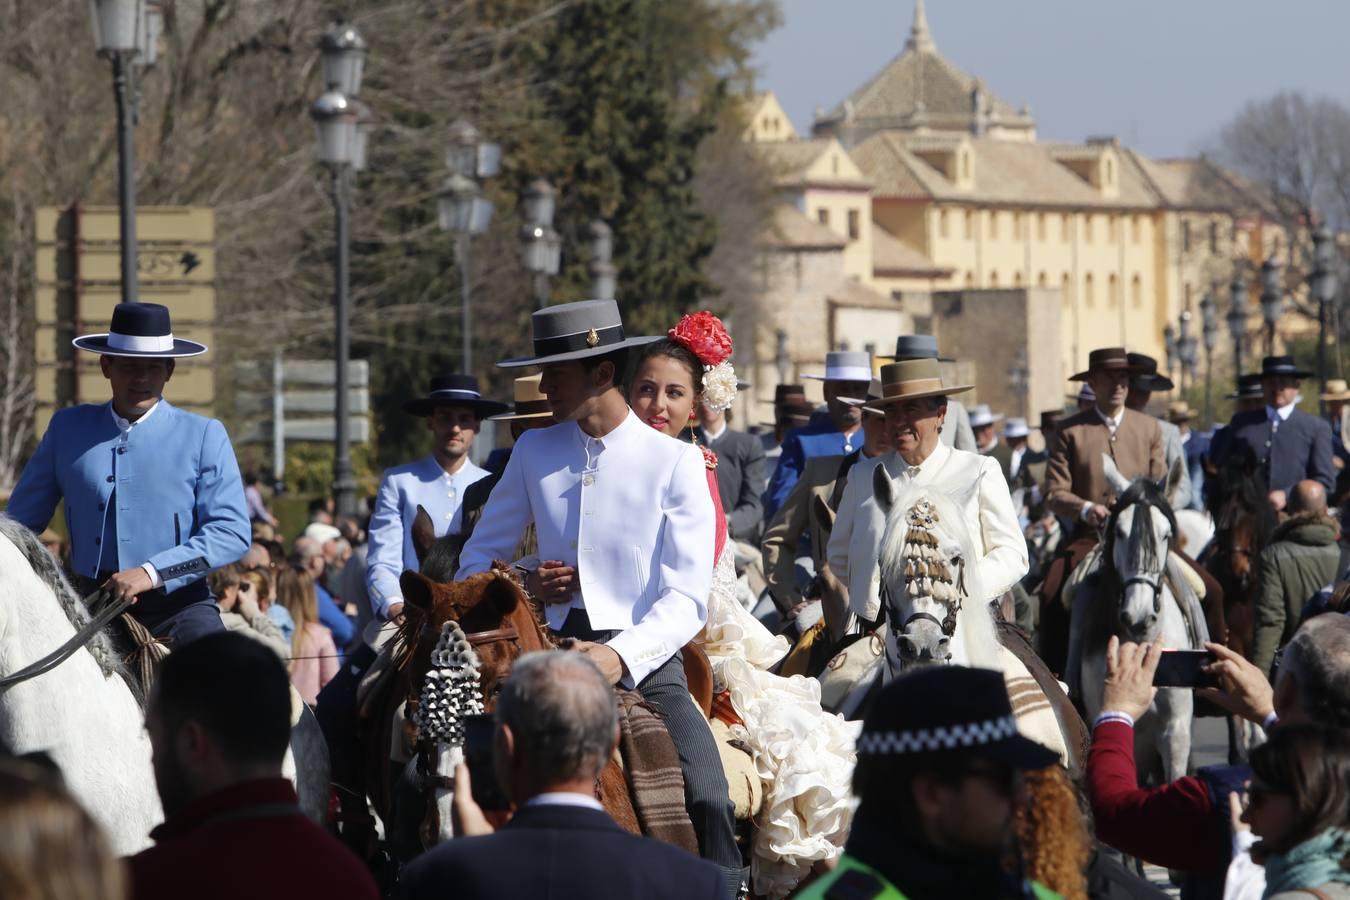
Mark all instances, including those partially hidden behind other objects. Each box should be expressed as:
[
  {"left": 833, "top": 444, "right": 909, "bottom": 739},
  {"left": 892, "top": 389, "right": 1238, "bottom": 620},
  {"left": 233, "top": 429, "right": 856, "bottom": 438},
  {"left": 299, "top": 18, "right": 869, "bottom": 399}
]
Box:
[{"left": 750, "top": 0, "right": 1350, "bottom": 158}]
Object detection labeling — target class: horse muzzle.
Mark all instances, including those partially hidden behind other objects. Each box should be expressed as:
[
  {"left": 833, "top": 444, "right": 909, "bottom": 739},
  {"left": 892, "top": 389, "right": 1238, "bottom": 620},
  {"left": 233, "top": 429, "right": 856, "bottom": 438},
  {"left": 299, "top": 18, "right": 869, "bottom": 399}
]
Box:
[{"left": 897, "top": 616, "right": 951, "bottom": 664}]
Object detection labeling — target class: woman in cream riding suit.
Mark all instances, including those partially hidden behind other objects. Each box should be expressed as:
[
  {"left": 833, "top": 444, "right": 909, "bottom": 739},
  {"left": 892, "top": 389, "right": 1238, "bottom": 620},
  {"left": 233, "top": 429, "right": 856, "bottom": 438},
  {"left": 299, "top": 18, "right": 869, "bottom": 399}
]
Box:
[{"left": 827, "top": 359, "right": 1027, "bottom": 626}]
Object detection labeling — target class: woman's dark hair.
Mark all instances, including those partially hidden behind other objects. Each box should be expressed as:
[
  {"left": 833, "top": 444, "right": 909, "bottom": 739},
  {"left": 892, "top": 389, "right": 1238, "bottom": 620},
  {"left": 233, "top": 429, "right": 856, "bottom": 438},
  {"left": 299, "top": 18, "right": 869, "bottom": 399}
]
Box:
[
  {"left": 635, "top": 338, "right": 703, "bottom": 397},
  {"left": 1248, "top": 724, "right": 1350, "bottom": 856}
]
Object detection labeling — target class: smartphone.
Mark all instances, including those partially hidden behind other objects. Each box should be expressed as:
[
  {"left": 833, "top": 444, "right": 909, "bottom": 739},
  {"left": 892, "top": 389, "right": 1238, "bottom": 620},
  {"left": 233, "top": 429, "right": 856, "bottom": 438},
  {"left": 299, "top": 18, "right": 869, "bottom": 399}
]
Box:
[
  {"left": 1153, "top": 649, "right": 1217, "bottom": 688},
  {"left": 462, "top": 714, "right": 510, "bottom": 811}
]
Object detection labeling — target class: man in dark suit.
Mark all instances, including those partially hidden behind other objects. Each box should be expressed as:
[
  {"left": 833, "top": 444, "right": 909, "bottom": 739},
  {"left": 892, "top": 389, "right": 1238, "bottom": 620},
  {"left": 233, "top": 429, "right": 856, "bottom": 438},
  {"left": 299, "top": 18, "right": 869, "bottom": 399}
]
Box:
[
  {"left": 397, "top": 651, "right": 724, "bottom": 900},
  {"left": 696, "top": 399, "right": 767, "bottom": 544},
  {"left": 1209, "top": 356, "right": 1335, "bottom": 513}
]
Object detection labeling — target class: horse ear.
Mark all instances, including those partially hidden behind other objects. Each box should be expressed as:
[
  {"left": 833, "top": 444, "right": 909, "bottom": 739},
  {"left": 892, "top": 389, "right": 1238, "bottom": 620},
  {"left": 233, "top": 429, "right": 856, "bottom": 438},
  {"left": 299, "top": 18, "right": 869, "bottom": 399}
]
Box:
[
  {"left": 483, "top": 570, "right": 522, "bottom": 618},
  {"left": 411, "top": 505, "right": 436, "bottom": 565},
  {"left": 873, "top": 464, "right": 896, "bottom": 515},
  {"left": 399, "top": 570, "right": 437, "bottom": 612},
  {"left": 1101, "top": 452, "right": 1131, "bottom": 496},
  {"left": 1162, "top": 454, "right": 1185, "bottom": 509}
]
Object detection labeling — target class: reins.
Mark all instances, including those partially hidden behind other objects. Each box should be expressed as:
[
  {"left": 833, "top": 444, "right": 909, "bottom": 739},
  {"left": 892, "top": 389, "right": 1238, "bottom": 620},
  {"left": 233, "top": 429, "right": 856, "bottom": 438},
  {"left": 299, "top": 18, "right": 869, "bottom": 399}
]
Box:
[{"left": 0, "top": 589, "right": 135, "bottom": 690}]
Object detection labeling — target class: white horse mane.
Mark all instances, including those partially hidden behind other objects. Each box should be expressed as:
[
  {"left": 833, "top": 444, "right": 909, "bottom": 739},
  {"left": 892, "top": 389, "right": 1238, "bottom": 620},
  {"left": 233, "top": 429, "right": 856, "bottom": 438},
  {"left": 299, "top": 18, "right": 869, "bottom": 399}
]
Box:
[
  {"left": 876, "top": 478, "right": 998, "bottom": 652},
  {"left": 0, "top": 516, "right": 134, "bottom": 692}
]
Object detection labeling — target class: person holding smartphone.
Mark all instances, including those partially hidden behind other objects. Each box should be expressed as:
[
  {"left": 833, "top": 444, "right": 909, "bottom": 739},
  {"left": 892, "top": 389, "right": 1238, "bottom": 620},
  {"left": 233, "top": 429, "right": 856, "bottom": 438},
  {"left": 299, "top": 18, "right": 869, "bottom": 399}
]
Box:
[{"left": 211, "top": 564, "right": 289, "bottom": 660}]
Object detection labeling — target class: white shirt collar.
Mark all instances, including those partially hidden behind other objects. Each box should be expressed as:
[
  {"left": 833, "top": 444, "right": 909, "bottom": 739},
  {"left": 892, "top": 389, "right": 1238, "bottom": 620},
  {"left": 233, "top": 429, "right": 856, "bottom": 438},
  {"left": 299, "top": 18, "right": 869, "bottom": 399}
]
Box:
[
  {"left": 422, "top": 455, "right": 484, "bottom": 482},
  {"left": 1095, "top": 406, "right": 1124, "bottom": 431},
  {"left": 895, "top": 439, "right": 951, "bottom": 479},
  {"left": 524, "top": 792, "right": 605, "bottom": 812},
  {"left": 1268, "top": 401, "right": 1296, "bottom": 422},
  {"left": 701, "top": 420, "right": 727, "bottom": 443},
  {"left": 576, "top": 409, "right": 644, "bottom": 453},
  {"left": 110, "top": 399, "right": 161, "bottom": 432}
]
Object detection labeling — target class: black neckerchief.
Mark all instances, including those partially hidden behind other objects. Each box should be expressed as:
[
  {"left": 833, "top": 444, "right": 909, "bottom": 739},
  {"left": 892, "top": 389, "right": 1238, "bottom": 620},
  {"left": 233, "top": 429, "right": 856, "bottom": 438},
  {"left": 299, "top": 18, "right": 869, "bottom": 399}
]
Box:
[{"left": 845, "top": 808, "right": 1032, "bottom": 900}]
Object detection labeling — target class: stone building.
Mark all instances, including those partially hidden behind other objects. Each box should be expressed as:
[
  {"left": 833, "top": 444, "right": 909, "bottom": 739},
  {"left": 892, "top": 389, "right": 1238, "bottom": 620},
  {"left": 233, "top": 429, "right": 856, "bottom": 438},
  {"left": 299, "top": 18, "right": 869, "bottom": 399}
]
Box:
[{"left": 740, "top": 0, "right": 1299, "bottom": 426}]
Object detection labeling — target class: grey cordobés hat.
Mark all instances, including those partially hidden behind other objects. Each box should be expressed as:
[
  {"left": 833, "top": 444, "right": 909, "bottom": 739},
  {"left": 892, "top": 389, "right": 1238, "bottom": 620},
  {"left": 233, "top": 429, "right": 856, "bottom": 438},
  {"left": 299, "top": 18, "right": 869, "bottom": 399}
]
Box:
[{"left": 498, "top": 299, "right": 659, "bottom": 368}]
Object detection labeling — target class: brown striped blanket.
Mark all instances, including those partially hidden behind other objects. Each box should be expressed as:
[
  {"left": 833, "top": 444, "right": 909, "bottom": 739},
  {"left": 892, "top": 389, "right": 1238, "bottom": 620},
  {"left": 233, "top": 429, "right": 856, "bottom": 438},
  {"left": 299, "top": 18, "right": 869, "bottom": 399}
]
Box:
[{"left": 616, "top": 690, "right": 699, "bottom": 855}]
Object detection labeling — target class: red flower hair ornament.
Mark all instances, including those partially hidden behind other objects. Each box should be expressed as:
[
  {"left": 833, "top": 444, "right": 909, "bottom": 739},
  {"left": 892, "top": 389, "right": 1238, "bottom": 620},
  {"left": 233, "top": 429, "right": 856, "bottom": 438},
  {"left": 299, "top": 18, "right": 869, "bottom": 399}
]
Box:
[{"left": 669, "top": 311, "right": 738, "bottom": 412}]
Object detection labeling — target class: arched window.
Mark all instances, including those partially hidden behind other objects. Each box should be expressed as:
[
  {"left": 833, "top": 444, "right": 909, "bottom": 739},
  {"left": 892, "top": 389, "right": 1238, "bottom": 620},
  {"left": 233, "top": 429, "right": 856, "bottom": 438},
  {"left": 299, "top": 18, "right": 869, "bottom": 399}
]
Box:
[
  {"left": 964, "top": 210, "right": 974, "bottom": 240},
  {"left": 1014, "top": 271, "right": 1024, "bottom": 287},
  {"left": 965, "top": 271, "right": 976, "bottom": 287},
  {"left": 1105, "top": 158, "right": 1114, "bottom": 183},
  {"left": 938, "top": 209, "right": 949, "bottom": 239},
  {"left": 1085, "top": 273, "right": 1096, "bottom": 306},
  {"left": 1131, "top": 274, "right": 1142, "bottom": 308},
  {"left": 1037, "top": 271, "right": 1048, "bottom": 287},
  {"left": 1108, "top": 273, "right": 1119, "bottom": 307},
  {"left": 1061, "top": 272, "right": 1073, "bottom": 308},
  {"left": 989, "top": 270, "right": 1000, "bottom": 287},
  {"left": 989, "top": 211, "right": 1000, "bottom": 240}
]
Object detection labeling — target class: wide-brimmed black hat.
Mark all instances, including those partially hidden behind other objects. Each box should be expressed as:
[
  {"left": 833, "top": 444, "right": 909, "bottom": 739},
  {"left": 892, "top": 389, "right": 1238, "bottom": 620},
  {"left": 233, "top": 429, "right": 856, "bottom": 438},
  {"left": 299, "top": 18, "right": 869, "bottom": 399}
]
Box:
[
  {"left": 1261, "top": 355, "right": 1313, "bottom": 380},
  {"left": 877, "top": 334, "right": 954, "bottom": 363},
  {"left": 856, "top": 666, "right": 1057, "bottom": 770},
  {"left": 1226, "top": 372, "right": 1263, "bottom": 400},
  {"left": 72, "top": 302, "right": 207, "bottom": 358},
  {"left": 1126, "top": 352, "right": 1175, "bottom": 392},
  {"left": 402, "top": 374, "right": 509, "bottom": 418},
  {"left": 498, "top": 299, "right": 658, "bottom": 368},
  {"left": 1070, "top": 347, "right": 1145, "bottom": 382}
]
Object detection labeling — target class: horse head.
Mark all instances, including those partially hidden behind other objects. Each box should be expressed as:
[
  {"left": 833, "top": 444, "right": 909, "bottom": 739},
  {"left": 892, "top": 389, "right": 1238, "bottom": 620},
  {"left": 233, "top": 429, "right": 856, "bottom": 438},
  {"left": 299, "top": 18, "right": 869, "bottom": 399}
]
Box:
[
  {"left": 397, "top": 565, "right": 544, "bottom": 709},
  {"left": 874, "top": 464, "right": 991, "bottom": 668},
  {"left": 1101, "top": 454, "right": 1176, "bottom": 641}
]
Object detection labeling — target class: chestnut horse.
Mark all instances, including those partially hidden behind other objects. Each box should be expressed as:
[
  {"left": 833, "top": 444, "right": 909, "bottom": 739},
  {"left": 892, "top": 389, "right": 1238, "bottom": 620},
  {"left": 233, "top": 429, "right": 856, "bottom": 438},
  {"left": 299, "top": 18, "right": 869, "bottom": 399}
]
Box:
[{"left": 364, "top": 565, "right": 640, "bottom": 853}]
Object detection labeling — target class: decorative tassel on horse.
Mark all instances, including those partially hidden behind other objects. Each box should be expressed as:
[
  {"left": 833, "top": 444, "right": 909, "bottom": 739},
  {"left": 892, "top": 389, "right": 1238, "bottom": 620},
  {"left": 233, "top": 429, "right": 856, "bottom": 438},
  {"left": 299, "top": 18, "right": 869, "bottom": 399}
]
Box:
[
  {"left": 899, "top": 499, "right": 967, "bottom": 638},
  {"left": 414, "top": 620, "right": 485, "bottom": 745}
]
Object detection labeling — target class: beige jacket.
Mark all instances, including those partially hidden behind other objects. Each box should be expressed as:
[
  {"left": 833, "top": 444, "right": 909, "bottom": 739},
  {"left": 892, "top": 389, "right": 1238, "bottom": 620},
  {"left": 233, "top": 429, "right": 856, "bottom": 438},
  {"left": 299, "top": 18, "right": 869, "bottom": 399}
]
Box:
[
  {"left": 760, "top": 454, "right": 851, "bottom": 609},
  {"left": 1045, "top": 407, "right": 1165, "bottom": 522}
]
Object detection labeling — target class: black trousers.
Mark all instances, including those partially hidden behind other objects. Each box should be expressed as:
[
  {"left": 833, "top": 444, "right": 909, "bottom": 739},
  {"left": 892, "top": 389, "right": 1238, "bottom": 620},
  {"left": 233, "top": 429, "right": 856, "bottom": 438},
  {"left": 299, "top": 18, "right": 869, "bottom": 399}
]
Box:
[
  {"left": 76, "top": 573, "right": 224, "bottom": 649},
  {"left": 557, "top": 610, "right": 742, "bottom": 892}
]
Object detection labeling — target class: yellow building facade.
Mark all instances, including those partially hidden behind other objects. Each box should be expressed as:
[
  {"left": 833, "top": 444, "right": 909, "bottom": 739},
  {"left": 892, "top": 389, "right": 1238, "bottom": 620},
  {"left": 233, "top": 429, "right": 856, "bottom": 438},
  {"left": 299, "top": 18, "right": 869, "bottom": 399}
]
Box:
[{"left": 745, "top": 0, "right": 1292, "bottom": 407}]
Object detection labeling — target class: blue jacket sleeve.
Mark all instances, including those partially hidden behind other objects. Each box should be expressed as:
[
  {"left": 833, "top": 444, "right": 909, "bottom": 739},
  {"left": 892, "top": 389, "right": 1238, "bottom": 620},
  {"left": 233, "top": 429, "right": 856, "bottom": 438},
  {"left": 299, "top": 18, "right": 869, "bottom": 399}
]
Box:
[
  {"left": 316, "top": 585, "right": 355, "bottom": 651},
  {"left": 147, "top": 419, "right": 250, "bottom": 594},
  {"left": 762, "top": 432, "right": 805, "bottom": 522},
  {"left": 365, "top": 473, "right": 407, "bottom": 618},
  {"left": 5, "top": 420, "right": 62, "bottom": 533},
  {"left": 1309, "top": 418, "right": 1336, "bottom": 494}
]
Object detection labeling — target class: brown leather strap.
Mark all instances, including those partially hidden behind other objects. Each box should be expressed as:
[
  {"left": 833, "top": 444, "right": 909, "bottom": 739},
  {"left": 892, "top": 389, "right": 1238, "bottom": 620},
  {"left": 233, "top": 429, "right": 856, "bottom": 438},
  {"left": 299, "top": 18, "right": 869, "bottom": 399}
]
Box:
[{"left": 464, "top": 625, "right": 519, "bottom": 646}]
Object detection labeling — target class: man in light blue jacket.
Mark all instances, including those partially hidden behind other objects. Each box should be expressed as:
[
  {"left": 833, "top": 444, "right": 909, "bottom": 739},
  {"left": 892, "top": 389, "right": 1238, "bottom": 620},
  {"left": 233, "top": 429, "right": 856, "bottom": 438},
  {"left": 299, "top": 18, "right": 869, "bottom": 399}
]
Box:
[{"left": 7, "top": 303, "right": 250, "bottom": 646}]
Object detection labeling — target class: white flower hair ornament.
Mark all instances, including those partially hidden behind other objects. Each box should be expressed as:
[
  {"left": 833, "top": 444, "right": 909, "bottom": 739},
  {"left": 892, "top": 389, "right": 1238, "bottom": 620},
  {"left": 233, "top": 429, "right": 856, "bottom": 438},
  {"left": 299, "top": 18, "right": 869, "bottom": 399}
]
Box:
[
  {"left": 668, "top": 310, "right": 738, "bottom": 412},
  {"left": 700, "top": 360, "right": 738, "bottom": 412}
]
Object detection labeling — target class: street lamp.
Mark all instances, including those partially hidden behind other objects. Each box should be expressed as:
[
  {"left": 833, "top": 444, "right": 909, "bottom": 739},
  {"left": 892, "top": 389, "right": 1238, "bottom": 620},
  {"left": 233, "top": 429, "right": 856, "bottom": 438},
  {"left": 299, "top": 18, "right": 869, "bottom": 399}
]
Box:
[
  {"left": 1008, "top": 348, "right": 1029, "bottom": 418},
  {"left": 1312, "top": 224, "right": 1338, "bottom": 404},
  {"left": 520, "top": 178, "right": 561, "bottom": 308},
  {"left": 438, "top": 119, "right": 499, "bottom": 375},
  {"left": 1260, "top": 257, "right": 1283, "bottom": 357},
  {"left": 1164, "top": 324, "right": 1178, "bottom": 386},
  {"left": 589, "top": 220, "right": 616, "bottom": 300},
  {"left": 89, "top": 0, "right": 161, "bottom": 303},
  {"left": 1200, "top": 292, "right": 1218, "bottom": 423},
  {"left": 312, "top": 20, "right": 369, "bottom": 519},
  {"left": 1229, "top": 267, "right": 1248, "bottom": 387},
  {"left": 1177, "top": 308, "right": 1198, "bottom": 396},
  {"left": 774, "top": 328, "right": 790, "bottom": 385}
]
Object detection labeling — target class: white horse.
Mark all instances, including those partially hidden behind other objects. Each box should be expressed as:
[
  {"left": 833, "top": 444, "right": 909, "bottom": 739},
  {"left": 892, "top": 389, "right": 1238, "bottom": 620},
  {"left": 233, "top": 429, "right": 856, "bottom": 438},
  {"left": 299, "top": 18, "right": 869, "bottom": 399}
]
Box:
[
  {"left": 0, "top": 517, "right": 332, "bottom": 853},
  {"left": 843, "top": 467, "right": 1073, "bottom": 765},
  {"left": 0, "top": 516, "right": 161, "bottom": 854},
  {"left": 1073, "top": 456, "right": 1209, "bottom": 783}
]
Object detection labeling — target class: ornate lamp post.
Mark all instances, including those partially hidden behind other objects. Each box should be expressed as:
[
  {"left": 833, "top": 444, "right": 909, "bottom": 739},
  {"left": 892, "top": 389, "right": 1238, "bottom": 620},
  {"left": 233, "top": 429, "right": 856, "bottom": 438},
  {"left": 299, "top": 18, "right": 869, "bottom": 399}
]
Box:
[
  {"left": 1008, "top": 348, "right": 1029, "bottom": 418},
  {"left": 1228, "top": 267, "right": 1249, "bottom": 387},
  {"left": 1260, "top": 257, "right": 1283, "bottom": 357},
  {"left": 589, "top": 220, "right": 616, "bottom": 300},
  {"left": 1164, "top": 324, "right": 1178, "bottom": 388},
  {"left": 519, "top": 179, "right": 561, "bottom": 308},
  {"left": 311, "top": 19, "right": 368, "bottom": 518},
  {"left": 1177, "top": 308, "right": 1198, "bottom": 397},
  {"left": 89, "top": 0, "right": 162, "bottom": 303},
  {"left": 438, "top": 119, "right": 499, "bottom": 375},
  {"left": 1312, "top": 224, "right": 1338, "bottom": 405},
  {"left": 1200, "top": 292, "right": 1218, "bottom": 423}
]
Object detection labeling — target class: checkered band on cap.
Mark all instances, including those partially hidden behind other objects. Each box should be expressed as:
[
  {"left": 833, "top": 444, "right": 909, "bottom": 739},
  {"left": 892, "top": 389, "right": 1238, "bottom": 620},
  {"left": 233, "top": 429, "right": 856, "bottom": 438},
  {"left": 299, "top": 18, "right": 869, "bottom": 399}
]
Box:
[{"left": 856, "top": 714, "right": 1019, "bottom": 755}]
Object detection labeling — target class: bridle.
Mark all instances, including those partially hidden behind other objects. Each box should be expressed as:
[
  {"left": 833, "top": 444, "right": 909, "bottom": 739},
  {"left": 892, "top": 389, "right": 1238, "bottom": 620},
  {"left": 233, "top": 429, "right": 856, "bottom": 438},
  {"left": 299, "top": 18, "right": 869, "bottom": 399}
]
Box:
[
  {"left": 1120, "top": 573, "right": 1164, "bottom": 615},
  {"left": 0, "top": 589, "right": 134, "bottom": 690},
  {"left": 882, "top": 552, "right": 966, "bottom": 639}
]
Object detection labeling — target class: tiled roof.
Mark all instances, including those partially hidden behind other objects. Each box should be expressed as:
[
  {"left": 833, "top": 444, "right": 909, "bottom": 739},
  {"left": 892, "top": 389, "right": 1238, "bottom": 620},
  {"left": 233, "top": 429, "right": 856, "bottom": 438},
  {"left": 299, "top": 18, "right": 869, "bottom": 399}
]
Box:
[
  {"left": 826, "top": 276, "right": 900, "bottom": 310},
  {"left": 855, "top": 133, "right": 1159, "bottom": 209},
  {"left": 762, "top": 204, "right": 848, "bottom": 250},
  {"left": 872, "top": 226, "right": 949, "bottom": 276},
  {"left": 1126, "top": 152, "right": 1281, "bottom": 216},
  {"left": 754, "top": 138, "right": 869, "bottom": 187}
]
